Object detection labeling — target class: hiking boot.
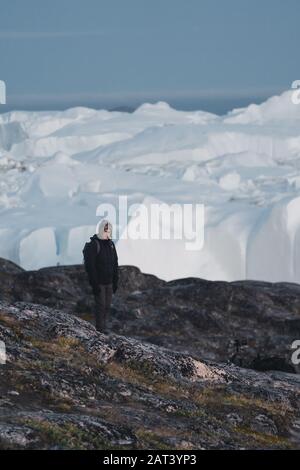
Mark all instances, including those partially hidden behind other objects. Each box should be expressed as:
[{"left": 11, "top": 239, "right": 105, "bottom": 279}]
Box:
[{"left": 95, "top": 324, "right": 109, "bottom": 335}]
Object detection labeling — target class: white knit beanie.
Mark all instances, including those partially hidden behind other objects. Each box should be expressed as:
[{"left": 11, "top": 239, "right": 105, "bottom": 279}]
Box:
[{"left": 97, "top": 219, "right": 112, "bottom": 240}]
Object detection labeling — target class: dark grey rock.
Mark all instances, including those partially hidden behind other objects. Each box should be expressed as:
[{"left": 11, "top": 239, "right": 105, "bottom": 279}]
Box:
[
  {"left": 0, "top": 257, "right": 300, "bottom": 449},
  {"left": 0, "top": 257, "right": 299, "bottom": 374}
]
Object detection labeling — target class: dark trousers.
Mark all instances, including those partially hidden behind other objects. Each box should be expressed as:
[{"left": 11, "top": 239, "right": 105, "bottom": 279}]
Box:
[{"left": 93, "top": 283, "right": 113, "bottom": 332}]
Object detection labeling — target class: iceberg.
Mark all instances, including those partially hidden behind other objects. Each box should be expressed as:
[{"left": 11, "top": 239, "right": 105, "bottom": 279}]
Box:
[{"left": 0, "top": 89, "right": 300, "bottom": 282}]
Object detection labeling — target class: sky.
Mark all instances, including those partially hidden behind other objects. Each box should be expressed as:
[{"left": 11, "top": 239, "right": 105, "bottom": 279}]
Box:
[{"left": 0, "top": 0, "right": 299, "bottom": 113}]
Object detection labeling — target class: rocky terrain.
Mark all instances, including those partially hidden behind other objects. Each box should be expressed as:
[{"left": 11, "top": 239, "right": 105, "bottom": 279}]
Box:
[{"left": 0, "top": 257, "right": 300, "bottom": 449}]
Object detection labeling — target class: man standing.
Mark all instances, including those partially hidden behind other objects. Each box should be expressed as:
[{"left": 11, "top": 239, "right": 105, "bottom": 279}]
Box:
[{"left": 84, "top": 219, "right": 119, "bottom": 333}]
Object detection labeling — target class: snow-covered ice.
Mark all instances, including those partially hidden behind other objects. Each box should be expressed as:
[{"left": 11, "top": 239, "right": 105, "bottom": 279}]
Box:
[{"left": 1, "top": 89, "right": 300, "bottom": 282}]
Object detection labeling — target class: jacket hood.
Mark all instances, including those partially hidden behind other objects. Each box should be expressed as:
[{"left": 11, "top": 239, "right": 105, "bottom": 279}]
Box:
[{"left": 96, "top": 219, "right": 113, "bottom": 240}]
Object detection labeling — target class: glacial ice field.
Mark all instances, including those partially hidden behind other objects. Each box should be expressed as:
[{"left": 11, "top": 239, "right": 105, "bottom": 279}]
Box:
[{"left": 1, "top": 89, "right": 300, "bottom": 282}]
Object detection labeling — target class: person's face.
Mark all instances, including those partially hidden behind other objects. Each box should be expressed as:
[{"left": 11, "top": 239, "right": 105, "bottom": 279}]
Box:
[{"left": 103, "top": 224, "right": 110, "bottom": 239}]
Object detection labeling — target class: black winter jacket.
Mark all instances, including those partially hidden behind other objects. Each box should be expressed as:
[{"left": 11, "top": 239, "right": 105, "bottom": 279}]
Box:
[{"left": 85, "top": 234, "right": 119, "bottom": 291}]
